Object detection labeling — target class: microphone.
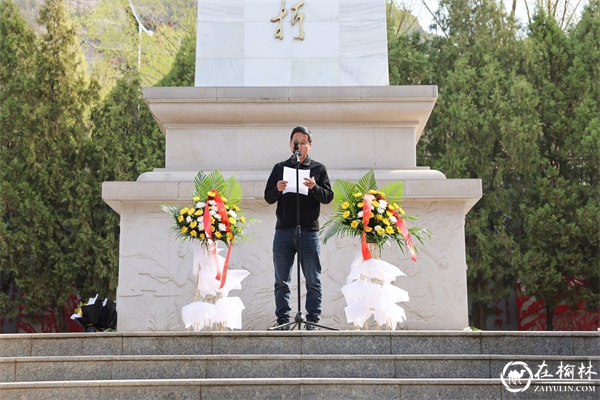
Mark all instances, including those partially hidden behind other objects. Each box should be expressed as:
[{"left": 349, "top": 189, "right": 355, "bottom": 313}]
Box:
[{"left": 293, "top": 140, "right": 299, "bottom": 152}]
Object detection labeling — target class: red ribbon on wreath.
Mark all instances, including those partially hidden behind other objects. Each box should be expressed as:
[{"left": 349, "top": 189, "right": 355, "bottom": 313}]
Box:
[
  {"left": 361, "top": 194, "right": 374, "bottom": 261},
  {"left": 203, "top": 191, "right": 234, "bottom": 289},
  {"left": 389, "top": 208, "right": 417, "bottom": 262}
]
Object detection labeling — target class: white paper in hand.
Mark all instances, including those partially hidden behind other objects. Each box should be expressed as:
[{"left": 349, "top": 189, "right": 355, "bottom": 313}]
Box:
[{"left": 283, "top": 166, "right": 309, "bottom": 196}]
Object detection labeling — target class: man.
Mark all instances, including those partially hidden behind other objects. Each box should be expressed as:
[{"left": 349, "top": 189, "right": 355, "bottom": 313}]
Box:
[{"left": 264, "top": 126, "right": 333, "bottom": 330}]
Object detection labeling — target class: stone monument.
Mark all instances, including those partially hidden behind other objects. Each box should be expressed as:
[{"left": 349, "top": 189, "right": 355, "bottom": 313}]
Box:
[{"left": 102, "top": 0, "right": 482, "bottom": 331}]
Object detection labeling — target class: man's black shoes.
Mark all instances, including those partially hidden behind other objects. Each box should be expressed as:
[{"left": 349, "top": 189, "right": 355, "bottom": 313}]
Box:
[
  {"left": 305, "top": 320, "right": 319, "bottom": 330},
  {"left": 271, "top": 319, "right": 290, "bottom": 331}
]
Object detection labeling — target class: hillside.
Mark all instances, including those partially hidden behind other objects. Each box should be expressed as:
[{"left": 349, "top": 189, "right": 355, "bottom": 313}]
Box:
[{"left": 15, "top": 0, "right": 102, "bottom": 28}]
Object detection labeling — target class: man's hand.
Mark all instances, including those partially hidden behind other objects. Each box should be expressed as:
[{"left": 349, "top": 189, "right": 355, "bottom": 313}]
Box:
[
  {"left": 304, "top": 176, "right": 316, "bottom": 190},
  {"left": 277, "top": 180, "right": 288, "bottom": 192}
]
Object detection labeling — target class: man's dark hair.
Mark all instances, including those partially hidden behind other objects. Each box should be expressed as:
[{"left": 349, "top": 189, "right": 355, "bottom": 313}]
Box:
[{"left": 290, "top": 125, "right": 312, "bottom": 143}]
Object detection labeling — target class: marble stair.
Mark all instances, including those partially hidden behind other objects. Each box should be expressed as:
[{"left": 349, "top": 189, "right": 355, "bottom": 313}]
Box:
[{"left": 0, "top": 331, "right": 598, "bottom": 399}]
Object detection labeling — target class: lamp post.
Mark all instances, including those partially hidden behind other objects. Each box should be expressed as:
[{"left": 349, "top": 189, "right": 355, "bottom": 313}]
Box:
[{"left": 128, "top": 0, "right": 153, "bottom": 70}]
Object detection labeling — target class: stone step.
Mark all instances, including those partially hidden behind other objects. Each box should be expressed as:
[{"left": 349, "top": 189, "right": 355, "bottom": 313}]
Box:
[
  {"left": 1, "top": 331, "right": 598, "bottom": 357},
  {"left": 1, "top": 354, "right": 598, "bottom": 382},
  {"left": 1, "top": 332, "right": 598, "bottom": 399},
  {"left": 0, "top": 378, "right": 599, "bottom": 400}
]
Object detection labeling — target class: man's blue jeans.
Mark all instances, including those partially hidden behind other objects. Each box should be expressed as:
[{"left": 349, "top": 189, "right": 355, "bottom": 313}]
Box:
[{"left": 273, "top": 229, "right": 322, "bottom": 322}]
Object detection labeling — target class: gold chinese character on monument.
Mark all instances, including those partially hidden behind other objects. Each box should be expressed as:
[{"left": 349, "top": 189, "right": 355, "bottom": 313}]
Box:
[
  {"left": 270, "top": 0, "right": 288, "bottom": 40},
  {"left": 291, "top": 1, "right": 305, "bottom": 40},
  {"left": 270, "top": 0, "right": 305, "bottom": 40}
]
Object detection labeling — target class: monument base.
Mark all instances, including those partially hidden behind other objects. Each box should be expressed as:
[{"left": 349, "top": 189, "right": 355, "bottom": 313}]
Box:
[{"left": 102, "top": 86, "right": 482, "bottom": 332}]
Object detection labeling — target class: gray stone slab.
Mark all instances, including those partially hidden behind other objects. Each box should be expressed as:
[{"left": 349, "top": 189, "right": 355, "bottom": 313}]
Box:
[
  {"left": 0, "top": 337, "right": 31, "bottom": 357},
  {"left": 302, "top": 333, "right": 392, "bottom": 355},
  {"left": 122, "top": 335, "right": 211, "bottom": 355},
  {"left": 481, "top": 335, "right": 574, "bottom": 355},
  {"left": 0, "top": 386, "right": 102, "bottom": 400},
  {"left": 211, "top": 334, "right": 301, "bottom": 354},
  {"left": 30, "top": 334, "right": 122, "bottom": 356},
  {"left": 574, "top": 335, "right": 600, "bottom": 356},
  {"left": 206, "top": 357, "right": 301, "bottom": 378},
  {"left": 201, "top": 383, "right": 300, "bottom": 400},
  {"left": 391, "top": 334, "right": 481, "bottom": 354},
  {"left": 400, "top": 382, "right": 503, "bottom": 399},
  {"left": 100, "top": 383, "right": 200, "bottom": 400},
  {"left": 302, "top": 383, "right": 400, "bottom": 399},
  {"left": 396, "top": 358, "right": 491, "bottom": 378},
  {"left": 112, "top": 358, "right": 206, "bottom": 380},
  {"left": 79, "top": 335, "right": 123, "bottom": 355},
  {"left": 0, "top": 360, "right": 15, "bottom": 382},
  {"left": 302, "top": 357, "right": 396, "bottom": 378},
  {"left": 15, "top": 359, "right": 112, "bottom": 382}
]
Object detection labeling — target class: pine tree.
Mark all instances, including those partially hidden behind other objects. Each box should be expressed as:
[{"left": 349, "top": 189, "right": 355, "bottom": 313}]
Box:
[
  {"left": 400, "top": 0, "right": 543, "bottom": 328},
  {"left": 1, "top": 0, "right": 100, "bottom": 331},
  {"left": 0, "top": 0, "right": 38, "bottom": 320},
  {"left": 518, "top": 3, "right": 599, "bottom": 329},
  {"left": 156, "top": 30, "right": 196, "bottom": 87}
]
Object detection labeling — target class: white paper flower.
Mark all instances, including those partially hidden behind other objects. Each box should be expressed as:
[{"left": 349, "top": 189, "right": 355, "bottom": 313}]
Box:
[
  {"left": 186, "top": 216, "right": 192, "bottom": 223},
  {"left": 341, "top": 250, "right": 409, "bottom": 330},
  {"left": 182, "top": 301, "right": 216, "bottom": 329},
  {"left": 218, "top": 223, "right": 226, "bottom": 231},
  {"left": 196, "top": 202, "right": 206, "bottom": 208},
  {"left": 228, "top": 210, "right": 237, "bottom": 218},
  {"left": 187, "top": 241, "right": 250, "bottom": 331}
]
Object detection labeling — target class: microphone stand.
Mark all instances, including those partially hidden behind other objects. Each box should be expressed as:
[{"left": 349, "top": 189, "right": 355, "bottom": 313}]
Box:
[{"left": 270, "top": 145, "right": 338, "bottom": 331}]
